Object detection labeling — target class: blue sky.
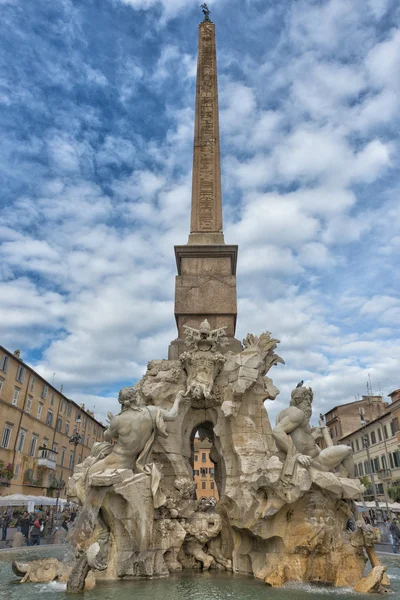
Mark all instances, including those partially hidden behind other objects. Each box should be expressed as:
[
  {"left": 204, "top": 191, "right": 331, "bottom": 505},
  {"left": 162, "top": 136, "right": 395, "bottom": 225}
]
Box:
[{"left": 1, "top": 0, "right": 399, "bottom": 425}]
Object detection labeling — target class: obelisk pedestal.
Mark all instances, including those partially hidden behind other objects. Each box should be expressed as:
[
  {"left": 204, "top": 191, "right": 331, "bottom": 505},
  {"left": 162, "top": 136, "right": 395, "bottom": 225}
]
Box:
[{"left": 168, "top": 20, "right": 240, "bottom": 359}]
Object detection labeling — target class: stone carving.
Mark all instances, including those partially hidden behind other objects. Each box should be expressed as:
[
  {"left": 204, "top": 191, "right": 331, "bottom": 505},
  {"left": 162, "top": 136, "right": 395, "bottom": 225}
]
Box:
[
  {"left": 14, "top": 331, "right": 387, "bottom": 593},
  {"left": 89, "top": 387, "right": 186, "bottom": 476},
  {"left": 180, "top": 319, "right": 227, "bottom": 405},
  {"left": 258, "top": 386, "right": 363, "bottom": 517},
  {"left": 12, "top": 558, "right": 95, "bottom": 589},
  {"left": 353, "top": 566, "right": 389, "bottom": 594},
  {"left": 273, "top": 386, "right": 354, "bottom": 474}
]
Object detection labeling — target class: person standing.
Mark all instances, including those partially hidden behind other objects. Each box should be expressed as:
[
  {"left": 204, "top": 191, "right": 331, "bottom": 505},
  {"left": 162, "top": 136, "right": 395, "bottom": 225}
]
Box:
[
  {"left": 1, "top": 512, "right": 10, "bottom": 541},
  {"left": 20, "top": 511, "right": 30, "bottom": 542},
  {"left": 28, "top": 515, "right": 44, "bottom": 546},
  {"left": 389, "top": 520, "right": 400, "bottom": 553}
]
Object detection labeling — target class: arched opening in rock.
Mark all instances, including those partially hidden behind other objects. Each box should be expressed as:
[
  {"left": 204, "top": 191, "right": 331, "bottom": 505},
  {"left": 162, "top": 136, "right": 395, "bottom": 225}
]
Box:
[{"left": 189, "top": 421, "right": 224, "bottom": 503}]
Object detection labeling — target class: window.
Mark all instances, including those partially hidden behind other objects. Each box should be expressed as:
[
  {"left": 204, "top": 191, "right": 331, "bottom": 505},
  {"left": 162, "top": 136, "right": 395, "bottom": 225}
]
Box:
[
  {"left": 65, "top": 422, "right": 70, "bottom": 436},
  {"left": 377, "top": 428, "right": 382, "bottom": 442},
  {"left": 50, "top": 392, "right": 55, "bottom": 406},
  {"left": 201, "top": 481, "right": 206, "bottom": 490},
  {"left": 76, "top": 409, "right": 80, "bottom": 421},
  {"left": 194, "top": 470, "right": 199, "bottom": 476},
  {"left": 370, "top": 460, "right": 375, "bottom": 473},
  {"left": 370, "top": 431, "right": 376, "bottom": 444},
  {"left": 383, "top": 425, "right": 388, "bottom": 439},
  {"left": 37, "top": 403, "right": 43, "bottom": 419},
  {"left": 377, "top": 483, "right": 384, "bottom": 495},
  {"left": 53, "top": 442, "right": 58, "bottom": 453},
  {"left": 209, "top": 468, "right": 214, "bottom": 475},
  {"left": 201, "top": 452, "right": 206, "bottom": 462},
  {"left": 12, "top": 388, "right": 20, "bottom": 406},
  {"left": 41, "top": 384, "right": 48, "bottom": 399},
  {"left": 16, "top": 365, "right": 25, "bottom": 383},
  {"left": 364, "top": 460, "right": 370, "bottom": 474},
  {"left": 14, "top": 464, "right": 20, "bottom": 480},
  {"left": 201, "top": 468, "right": 207, "bottom": 477},
  {"left": 46, "top": 410, "right": 53, "bottom": 427},
  {"left": 61, "top": 447, "right": 66, "bottom": 466},
  {"left": 389, "top": 453, "right": 394, "bottom": 469},
  {"left": 17, "top": 429, "right": 27, "bottom": 453},
  {"left": 373, "top": 457, "right": 380, "bottom": 472},
  {"left": 210, "top": 482, "right": 214, "bottom": 490},
  {"left": 356, "top": 439, "right": 360, "bottom": 451},
  {"left": 351, "top": 442, "right": 354, "bottom": 452},
  {"left": 354, "top": 464, "right": 358, "bottom": 477},
  {"left": 391, "top": 418, "right": 399, "bottom": 436},
  {"left": 26, "top": 397, "right": 32, "bottom": 414},
  {"left": 381, "top": 455, "right": 387, "bottom": 470},
  {"left": 78, "top": 454, "right": 82, "bottom": 464},
  {"left": 67, "top": 404, "right": 72, "bottom": 417},
  {"left": 88, "top": 421, "right": 92, "bottom": 432},
  {"left": 87, "top": 436, "right": 90, "bottom": 448},
  {"left": 29, "top": 435, "right": 38, "bottom": 457},
  {"left": 393, "top": 451, "right": 400, "bottom": 468},
  {"left": 30, "top": 377, "right": 35, "bottom": 392},
  {"left": 56, "top": 417, "right": 62, "bottom": 431},
  {"left": 0, "top": 354, "right": 9, "bottom": 373},
  {"left": 1, "top": 425, "right": 12, "bottom": 448},
  {"left": 68, "top": 451, "right": 74, "bottom": 469},
  {"left": 194, "top": 454, "right": 198, "bottom": 462},
  {"left": 0, "top": 378, "right": 3, "bottom": 395}
]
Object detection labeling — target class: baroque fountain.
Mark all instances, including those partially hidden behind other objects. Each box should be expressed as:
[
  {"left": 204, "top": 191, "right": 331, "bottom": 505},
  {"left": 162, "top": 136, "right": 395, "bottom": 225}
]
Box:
[{"left": 11, "top": 8, "right": 391, "bottom": 597}]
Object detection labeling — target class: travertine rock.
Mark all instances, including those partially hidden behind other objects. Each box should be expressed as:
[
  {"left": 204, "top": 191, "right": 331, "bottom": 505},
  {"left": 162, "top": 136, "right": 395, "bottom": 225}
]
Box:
[{"left": 354, "top": 566, "right": 389, "bottom": 594}]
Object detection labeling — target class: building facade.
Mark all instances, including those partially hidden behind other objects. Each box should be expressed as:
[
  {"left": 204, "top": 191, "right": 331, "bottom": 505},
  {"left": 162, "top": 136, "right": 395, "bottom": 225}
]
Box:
[
  {"left": 324, "top": 395, "right": 388, "bottom": 445},
  {"left": 0, "top": 346, "right": 105, "bottom": 497},
  {"left": 193, "top": 438, "right": 218, "bottom": 501},
  {"left": 339, "top": 397, "right": 400, "bottom": 504}
]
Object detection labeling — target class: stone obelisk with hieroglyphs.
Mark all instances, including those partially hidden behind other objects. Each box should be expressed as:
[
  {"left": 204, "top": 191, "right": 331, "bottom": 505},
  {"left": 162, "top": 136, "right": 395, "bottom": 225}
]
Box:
[{"left": 169, "top": 16, "right": 240, "bottom": 359}]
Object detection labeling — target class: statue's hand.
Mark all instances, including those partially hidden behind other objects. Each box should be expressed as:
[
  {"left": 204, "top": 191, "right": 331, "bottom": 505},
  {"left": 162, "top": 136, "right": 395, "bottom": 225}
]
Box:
[
  {"left": 178, "top": 389, "right": 190, "bottom": 400},
  {"left": 106, "top": 411, "right": 114, "bottom": 424},
  {"left": 297, "top": 454, "right": 312, "bottom": 468}
]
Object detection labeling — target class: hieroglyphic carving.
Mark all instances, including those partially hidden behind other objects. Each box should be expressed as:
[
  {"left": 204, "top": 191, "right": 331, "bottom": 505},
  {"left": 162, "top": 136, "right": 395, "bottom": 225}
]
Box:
[{"left": 191, "top": 22, "right": 222, "bottom": 233}]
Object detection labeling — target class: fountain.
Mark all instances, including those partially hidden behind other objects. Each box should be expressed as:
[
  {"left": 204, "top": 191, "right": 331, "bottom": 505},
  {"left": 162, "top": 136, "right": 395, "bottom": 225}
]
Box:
[{"left": 10, "top": 9, "right": 391, "bottom": 597}]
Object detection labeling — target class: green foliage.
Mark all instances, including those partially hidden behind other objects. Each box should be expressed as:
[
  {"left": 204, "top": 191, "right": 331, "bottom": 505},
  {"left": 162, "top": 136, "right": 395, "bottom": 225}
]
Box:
[{"left": 388, "top": 482, "right": 400, "bottom": 502}]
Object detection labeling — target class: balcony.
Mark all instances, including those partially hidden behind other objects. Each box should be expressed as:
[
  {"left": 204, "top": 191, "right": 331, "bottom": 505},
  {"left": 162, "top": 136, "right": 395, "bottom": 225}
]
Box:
[
  {"left": 37, "top": 447, "right": 57, "bottom": 470},
  {"left": 376, "top": 469, "right": 392, "bottom": 480}
]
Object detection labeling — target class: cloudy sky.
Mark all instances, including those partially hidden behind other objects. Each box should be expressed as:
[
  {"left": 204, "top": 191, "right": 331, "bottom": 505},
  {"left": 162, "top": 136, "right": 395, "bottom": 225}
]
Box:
[{"left": 1, "top": 0, "right": 399, "bottom": 426}]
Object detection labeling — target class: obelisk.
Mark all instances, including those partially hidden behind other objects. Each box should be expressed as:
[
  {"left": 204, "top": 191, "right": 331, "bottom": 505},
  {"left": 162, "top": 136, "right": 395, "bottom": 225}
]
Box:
[{"left": 169, "top": 10, "right": 240, "bottom": 359}]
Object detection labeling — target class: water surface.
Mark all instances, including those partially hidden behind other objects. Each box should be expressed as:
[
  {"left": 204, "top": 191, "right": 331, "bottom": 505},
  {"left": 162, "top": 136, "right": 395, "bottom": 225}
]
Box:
[{"left": 1, "top": 546, "right": 399, "bottom": 600}]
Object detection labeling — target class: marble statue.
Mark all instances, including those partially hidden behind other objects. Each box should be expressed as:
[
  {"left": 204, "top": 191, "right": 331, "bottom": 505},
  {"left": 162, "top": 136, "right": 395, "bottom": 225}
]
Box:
[
  {"left": 16, "top": 333, "right": 388, "bottom": 594},
  {"left": 88, "top": 387, "right": 186, "bottom": 474},
  {"left": 180, "top": 319, "right": 227, "bottom": 405},
  {"left": 273, "top": 386, "right": 354, "bottom": 475}
]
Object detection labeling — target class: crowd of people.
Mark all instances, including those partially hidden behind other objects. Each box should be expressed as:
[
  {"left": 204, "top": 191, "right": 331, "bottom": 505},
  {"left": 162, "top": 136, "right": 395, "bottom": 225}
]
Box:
[{"left": 0, "top": 507, "right": 76, "bottom": 546}]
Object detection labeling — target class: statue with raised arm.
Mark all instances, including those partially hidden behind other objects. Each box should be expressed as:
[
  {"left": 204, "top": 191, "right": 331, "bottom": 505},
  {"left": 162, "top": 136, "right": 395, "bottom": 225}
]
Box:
[{"left": 88, "top": 387, "right": 186, "bottom": 476}]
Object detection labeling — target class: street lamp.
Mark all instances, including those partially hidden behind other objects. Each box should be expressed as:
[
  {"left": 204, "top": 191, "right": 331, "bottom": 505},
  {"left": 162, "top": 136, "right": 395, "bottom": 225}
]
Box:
[{"left": 69, "top": 416, "right": 82, "bottom": 471}]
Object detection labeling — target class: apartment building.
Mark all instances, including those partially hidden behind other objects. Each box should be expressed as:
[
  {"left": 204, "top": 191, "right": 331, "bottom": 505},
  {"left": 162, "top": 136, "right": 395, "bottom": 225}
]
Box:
[
  {"left": 0, "top": 345, "right": 105, "bottom": 496},
  {"left": 339, "top": 397, "right": 400, "bottom": 503},
  {"left": 193, "top": 438, "right": 219, "bottom": 501},
  {"left": 323, "top": 395, "right": 388, "bottom": 445}
]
